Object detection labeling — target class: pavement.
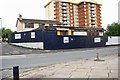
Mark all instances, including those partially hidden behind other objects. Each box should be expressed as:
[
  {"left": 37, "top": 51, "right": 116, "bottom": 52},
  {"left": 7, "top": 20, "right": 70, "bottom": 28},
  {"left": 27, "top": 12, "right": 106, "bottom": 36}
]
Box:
[
  {"left": 19, "top": 54, "right": 119, "bottom": 79},
  {"left": 1, "top": 42, "right": 118, "bottom": 55},
  {"left": 1, "top": 42, "right": 85, "bottom": 55}
]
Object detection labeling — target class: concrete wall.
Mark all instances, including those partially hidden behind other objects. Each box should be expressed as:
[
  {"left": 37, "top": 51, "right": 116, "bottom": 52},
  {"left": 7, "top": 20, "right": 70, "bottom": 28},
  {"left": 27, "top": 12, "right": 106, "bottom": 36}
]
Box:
[
  {"left": 17, "top": 20, "right": 24, "bottom": 32},
  {"left": 11, "top": 42, "right": 44, "bottom": 49},
  {"left": 106, "top": 36, "right": 120, "bottom": 45}
]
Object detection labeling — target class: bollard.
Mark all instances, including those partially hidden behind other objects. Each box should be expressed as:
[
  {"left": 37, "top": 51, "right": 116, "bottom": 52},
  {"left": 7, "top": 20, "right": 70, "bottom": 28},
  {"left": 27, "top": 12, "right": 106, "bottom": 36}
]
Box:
[
  {"left": 13, "top": 66, "right": 19, "bottom": 80},
  {"left": 96, "top": 53, "right": 99, "bottom": 60},
  {"left": 94, "top": 53, "right": 100, "bottom": 61},
  {"left": 94, "top": 52, "right": 104, "bottom": 61}
]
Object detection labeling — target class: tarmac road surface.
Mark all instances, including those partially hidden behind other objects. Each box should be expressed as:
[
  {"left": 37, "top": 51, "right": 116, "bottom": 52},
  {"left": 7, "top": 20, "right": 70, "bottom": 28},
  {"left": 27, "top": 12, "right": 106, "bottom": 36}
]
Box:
[{"left": 0, "top": 42, "right": 118, "bottom": 79}]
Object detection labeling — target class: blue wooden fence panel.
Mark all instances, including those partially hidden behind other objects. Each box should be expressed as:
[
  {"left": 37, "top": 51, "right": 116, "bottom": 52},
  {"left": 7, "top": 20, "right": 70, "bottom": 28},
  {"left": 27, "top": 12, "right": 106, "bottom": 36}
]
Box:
[{"left": 8, "top": 30, "right": 108, "bottom": 50}]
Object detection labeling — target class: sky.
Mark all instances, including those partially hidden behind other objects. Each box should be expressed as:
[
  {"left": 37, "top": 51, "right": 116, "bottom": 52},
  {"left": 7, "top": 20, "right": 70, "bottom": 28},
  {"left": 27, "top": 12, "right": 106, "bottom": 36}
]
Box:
[{"left": 0, "top": 0, "right": 119, "bottom": 31}]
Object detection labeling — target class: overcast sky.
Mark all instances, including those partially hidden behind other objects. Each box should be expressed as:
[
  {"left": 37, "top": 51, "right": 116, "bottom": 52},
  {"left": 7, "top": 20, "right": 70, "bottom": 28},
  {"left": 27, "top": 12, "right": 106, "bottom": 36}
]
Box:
[{"left": 0, "top": 0, "right": 119, "bottom": 31}]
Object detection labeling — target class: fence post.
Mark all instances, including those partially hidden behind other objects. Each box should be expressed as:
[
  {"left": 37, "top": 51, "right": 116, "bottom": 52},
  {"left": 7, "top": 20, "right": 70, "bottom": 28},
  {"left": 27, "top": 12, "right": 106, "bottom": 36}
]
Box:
[{"left": 13, "top": 66, "right": 19, "bottom": 80}]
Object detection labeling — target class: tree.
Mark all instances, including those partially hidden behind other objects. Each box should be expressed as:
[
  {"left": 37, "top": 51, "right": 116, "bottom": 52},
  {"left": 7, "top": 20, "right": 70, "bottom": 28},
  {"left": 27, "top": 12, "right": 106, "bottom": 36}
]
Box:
[
  {"left": 1, "top": 28, "right": 13, "bottom": 41},
  {"left": 105, "top": 23, "right": 120, "bottom": 36}
]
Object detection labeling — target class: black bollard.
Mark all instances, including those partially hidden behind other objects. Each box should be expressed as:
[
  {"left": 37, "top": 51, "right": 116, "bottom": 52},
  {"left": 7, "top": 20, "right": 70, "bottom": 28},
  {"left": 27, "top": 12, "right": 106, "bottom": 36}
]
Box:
[{"left": 13, "top": 66, "right": 19, "bottom": 80}]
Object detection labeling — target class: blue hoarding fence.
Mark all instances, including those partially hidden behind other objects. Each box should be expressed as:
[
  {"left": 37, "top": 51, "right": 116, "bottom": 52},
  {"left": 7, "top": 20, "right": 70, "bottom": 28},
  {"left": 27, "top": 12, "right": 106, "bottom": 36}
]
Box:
[{"left": 8, "top": 30, "right": 108, "bottom": 50}]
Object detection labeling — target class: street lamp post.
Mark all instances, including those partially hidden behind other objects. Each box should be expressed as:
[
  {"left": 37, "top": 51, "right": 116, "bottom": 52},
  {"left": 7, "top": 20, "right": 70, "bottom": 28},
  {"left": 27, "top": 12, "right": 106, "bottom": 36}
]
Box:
[
  {"left": 0, "top": 18, "right": 2, "bottom": 28},
  {"left": 118, "top": 1, "right": 120, "bottom": 24},
  {"left": 0, "top": 18, "right": 2, "bottom": 40}
]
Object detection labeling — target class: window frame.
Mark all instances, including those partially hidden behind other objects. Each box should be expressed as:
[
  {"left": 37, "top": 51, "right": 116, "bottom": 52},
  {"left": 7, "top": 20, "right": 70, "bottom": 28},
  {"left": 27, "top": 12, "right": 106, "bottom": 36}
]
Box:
[{"left": 25, "top": 23, "right": 34, "bottom": 28}]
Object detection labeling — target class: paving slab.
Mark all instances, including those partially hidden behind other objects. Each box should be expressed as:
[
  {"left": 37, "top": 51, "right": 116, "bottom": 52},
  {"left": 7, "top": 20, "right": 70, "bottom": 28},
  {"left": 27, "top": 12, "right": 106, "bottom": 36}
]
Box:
[
  {"left": 70, "top": 74, "right": 89, "bottom": 78},
  {"left": 19, "top": 54, "right": 118, "bottom": 78},
  {"left": 74, "top": 69, "right": 91, "bottom": 73},
  {"left": 48, "top": 73, "right": 71, "bottom": 78},
  {"left": 91, "top": 69, "right": 109, "bottom": 73},
  {"left": 70, "top": 71, "right": 88, "bottom": 78},
  {"left": 108, "top": 65, "right": 118, "bottom": 70},
  {"left": 54, "top": 68, "right": 73, "bottom": 75},
  {"left": 76, "top": 65, "right": 91, "bottom": 69},
  {"left": 108, "top": 73, "right": 118, "bottom": 78},
  {"left": 110, "top": 70, "right": 118, "bottom": 74},
  {"left": 91, "top": 66, "right": 108, "bottom": 70},
  {"left": 87, "top": 71, "right": 108, "bottom": 78},
  {"left": 61, "top": 65, "right": 77, "bottom": 69},
  {"left": 88, "top": 79, "right": 116, "bottom": 80}
]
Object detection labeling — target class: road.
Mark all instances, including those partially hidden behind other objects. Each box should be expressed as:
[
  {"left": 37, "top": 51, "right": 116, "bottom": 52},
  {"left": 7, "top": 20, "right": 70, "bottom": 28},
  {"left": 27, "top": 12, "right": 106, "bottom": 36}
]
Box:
[{"left": 0, "top": 42, "right": 118, "bottom": 79}]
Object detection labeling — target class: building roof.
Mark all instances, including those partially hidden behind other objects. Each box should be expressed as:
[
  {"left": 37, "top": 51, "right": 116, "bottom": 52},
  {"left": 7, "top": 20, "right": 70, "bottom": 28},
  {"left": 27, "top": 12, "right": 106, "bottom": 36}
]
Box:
[
  {"left": 79, "top": 0, "right": 101, "bottom": 5},
  {"left": 44, "top": 0, "right": 102, "bottom": 8},
  {"left": 16, "top": 18, "right": 62, "bottom": 27},
  {"left": 44, "top": 0, "right": 53, "bottom": 8},
  {"left": 18, "top": 18, "right": 62, "bottom": 24}
]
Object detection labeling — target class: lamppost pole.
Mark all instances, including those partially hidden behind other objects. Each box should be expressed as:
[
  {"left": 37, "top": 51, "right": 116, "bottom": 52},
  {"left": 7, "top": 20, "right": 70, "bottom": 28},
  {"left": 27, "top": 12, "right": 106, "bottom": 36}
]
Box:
[
  {"left": 0, "top": 18, "right": 2, "bottom": 40},
  {"left": 118, "top": 1, "right": 120, "bottom": 24},
  {"left": 0, "top": 18, "right": 2, "bottom": 28}
]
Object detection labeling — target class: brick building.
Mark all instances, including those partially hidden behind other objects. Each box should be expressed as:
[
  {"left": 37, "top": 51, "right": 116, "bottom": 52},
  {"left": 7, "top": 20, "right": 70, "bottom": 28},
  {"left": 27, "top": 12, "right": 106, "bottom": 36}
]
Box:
[{"left": 45, "top": 0, "right": 102, "bottom": 29}]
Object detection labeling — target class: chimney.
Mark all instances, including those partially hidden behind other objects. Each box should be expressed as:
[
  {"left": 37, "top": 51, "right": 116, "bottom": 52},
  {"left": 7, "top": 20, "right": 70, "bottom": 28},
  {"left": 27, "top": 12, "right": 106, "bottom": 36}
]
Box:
[{"left": 19, "top": 14, "right": 22, "bottom": 21}]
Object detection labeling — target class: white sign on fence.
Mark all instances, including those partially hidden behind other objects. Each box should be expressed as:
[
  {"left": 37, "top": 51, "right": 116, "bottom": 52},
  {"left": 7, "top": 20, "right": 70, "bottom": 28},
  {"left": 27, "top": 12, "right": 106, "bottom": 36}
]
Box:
[
  {"left": 94, "top": 37, "right": 101, "bottom": 43},
  {"left": 63, "top": 37, "right": 69, "bottom": 43},
  {"left": 15, "top": 34, "right": 21, "bottom": 39},
  {"left": 31, "top": 32, "right": 35, "bottom": 38}
]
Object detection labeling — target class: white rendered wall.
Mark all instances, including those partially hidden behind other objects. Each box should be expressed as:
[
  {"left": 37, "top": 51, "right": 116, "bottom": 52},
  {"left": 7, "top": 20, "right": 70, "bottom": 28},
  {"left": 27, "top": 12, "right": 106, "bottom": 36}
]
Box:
[
  {"left": 45, "top": 6, "right": 49, "bottom": 19},
  {"left": 11, "top": 42, "right": 44, "bottom": 49},
  {"left": 106, "top": 36, "right": 120, "bottom": 45},
  {"left": 17, "top": 20, "right": 24, "bottom": 32}
]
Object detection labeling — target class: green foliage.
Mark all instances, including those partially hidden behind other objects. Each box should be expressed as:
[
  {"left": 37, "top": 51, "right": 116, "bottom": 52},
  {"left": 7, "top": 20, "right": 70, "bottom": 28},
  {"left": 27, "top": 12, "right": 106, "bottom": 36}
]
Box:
[
  {"left": 0, "top": 28, "right": 13, "bottom": 41},
  {"left": 105, "top": 23, "right": 120, "bottom": 36}
]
